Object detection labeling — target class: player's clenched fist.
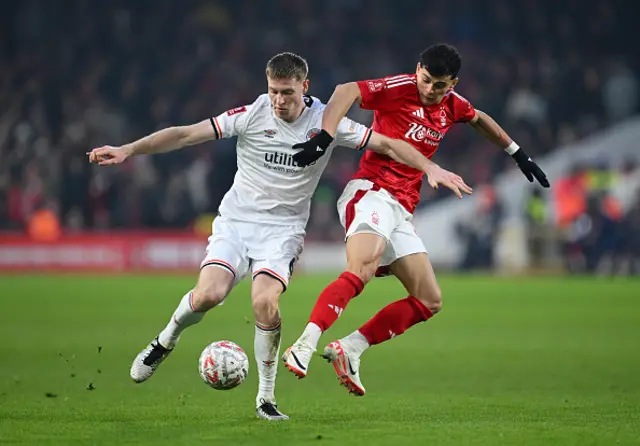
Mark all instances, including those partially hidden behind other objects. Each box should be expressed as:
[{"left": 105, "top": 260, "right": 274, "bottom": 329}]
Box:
[
  {"left": 292, "top": 130, "right": 333, "bottom": 167},
  {"left": 87, "top": 146, "right": 130, "bottom": 166}
]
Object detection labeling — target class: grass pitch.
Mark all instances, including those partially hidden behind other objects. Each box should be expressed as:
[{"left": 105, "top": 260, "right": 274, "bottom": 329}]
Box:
[{"left": 1, "top": 274, "right": 639, "bottom": 445}]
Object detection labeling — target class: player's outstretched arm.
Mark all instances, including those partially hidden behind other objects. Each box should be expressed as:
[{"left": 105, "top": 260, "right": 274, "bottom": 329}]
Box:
[
  {"left": 87, "top": 120, "right": 217, "bottom": 166},
  {"left": 369, "top": 133, "right": 472, "bottom": 199},
  {"left": 468, "top": 110, "right": 549, "bottom": 187}
]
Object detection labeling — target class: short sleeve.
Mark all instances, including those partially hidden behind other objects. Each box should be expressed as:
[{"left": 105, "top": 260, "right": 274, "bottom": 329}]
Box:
[
  {"left": 357, "top": 78, "right": 391, "bottom": 110},
  {"left": 451, "top": 92, "right": 476, "bottom": 123},
  {"left": 357, "top": 74, "right": 415, "bottom": 111},
  {"left": 334, "top": 117, "right": 372, "bottom": 151}
]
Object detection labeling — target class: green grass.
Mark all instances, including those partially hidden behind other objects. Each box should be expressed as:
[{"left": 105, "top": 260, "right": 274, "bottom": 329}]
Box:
[{"left": 1, "top": 274, "right": 639, "bottom": 445}]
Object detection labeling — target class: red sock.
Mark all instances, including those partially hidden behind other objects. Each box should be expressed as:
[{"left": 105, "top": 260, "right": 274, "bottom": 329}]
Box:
[
  {"left": 359, "top": 296, "right": 433, "bottom": 345},
  {"left": 309, "top": 272, "right": 364, "bottom": 331}
]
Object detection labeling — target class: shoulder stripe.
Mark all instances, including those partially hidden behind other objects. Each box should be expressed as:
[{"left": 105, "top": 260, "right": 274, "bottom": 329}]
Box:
[
  {"left": 385, "top": 74, "right": 412, "bottom": 81},
  {"left": 387, "top": 80, "right": 416, "bottom": 89},
  {"left": 449, "top": 90, "right": 468, "bottom": 101},
  {"left": 385, "top": 76, "right": 414, "bottom": 85}
]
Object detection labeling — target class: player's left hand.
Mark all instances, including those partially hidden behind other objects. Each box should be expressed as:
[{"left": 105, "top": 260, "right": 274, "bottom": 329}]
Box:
[
  {"left": 87, "top": 145, "right": 130, "bottom": 166},
  {"left": 512, "top": 148, "right": 550, "bottom": 187},
  {"left": 292, "top": 130, "right": 334, "bottom": 167},
  {"left": 425, "top": 165, "right": 473, "bottom": 199}
]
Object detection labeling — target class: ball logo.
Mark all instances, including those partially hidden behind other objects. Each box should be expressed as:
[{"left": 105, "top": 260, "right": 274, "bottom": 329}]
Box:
[{"left": 306, "top": 128, "right": 322, "bottom": 140}]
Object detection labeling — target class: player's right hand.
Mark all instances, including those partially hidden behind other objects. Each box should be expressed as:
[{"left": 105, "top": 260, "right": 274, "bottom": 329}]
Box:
[
  {"left": 87, "top": 146, "right": 129, "bottom": 166},
  {"left": 292, "top": 130, "right": 334, "bottom": 167},
  {"left": 425, "top": 165, "right": 473, "bottom": 199}
]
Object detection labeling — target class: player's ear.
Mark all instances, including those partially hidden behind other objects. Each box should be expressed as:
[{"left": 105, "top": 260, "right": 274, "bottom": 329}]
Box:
[
  {"left": 450, "top": 78, "right": 459, "bottom": 90},
  {"left": 302, "top": 79, "right": 309, "bottom": 94},
  {"left": 415, "top": 63, "right": 421, "bottom": 75}
]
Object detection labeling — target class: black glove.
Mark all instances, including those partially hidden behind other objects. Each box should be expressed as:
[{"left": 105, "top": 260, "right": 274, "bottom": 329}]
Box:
[
  {"left": 512, "top": 148, "right": 550, "bottom": 187},
  {"left": 292, "top": 130, "right": 334, "bottom": 167}
]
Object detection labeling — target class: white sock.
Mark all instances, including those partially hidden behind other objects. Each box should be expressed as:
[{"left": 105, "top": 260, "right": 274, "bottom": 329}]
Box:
[
  {"left": 254, "top": 321, "right": 282, "bottom": 406},
  {"left": 297, "top": 322, "right": 322, "bottom": 350},
  {"left": 158, "top": 291, "right": 205, "bottom": 349},
  {"left": 342, "top": 330, "right": 370, "bottom": 357}
]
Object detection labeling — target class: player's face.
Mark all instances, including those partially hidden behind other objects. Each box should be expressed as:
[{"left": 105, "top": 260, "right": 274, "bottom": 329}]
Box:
[
  {"left": 267, "top": 76, "right": 309, "bottom": 122},
  {"left": 415, "top": 64, "right": 458, "bottom": 106}
]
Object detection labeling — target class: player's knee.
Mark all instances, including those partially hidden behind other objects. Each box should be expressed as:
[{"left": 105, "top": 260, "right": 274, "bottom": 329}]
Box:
[
  {"left": 416, "top": 286, "right": 442, "bottom": 314},
  {"left": 251, "top": 290, "right": 280, "bottom": 322},
  {"left": 346, "top": 259, "right": 378, "bottom": 284},
  {"left": 192, "top": 282, "right": 228, "bottom": 311}
]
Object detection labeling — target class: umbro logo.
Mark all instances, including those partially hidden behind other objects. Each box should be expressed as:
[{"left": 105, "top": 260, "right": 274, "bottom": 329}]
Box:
[{"left": 411, "top": 108, "right": 425, "bottom": 119}]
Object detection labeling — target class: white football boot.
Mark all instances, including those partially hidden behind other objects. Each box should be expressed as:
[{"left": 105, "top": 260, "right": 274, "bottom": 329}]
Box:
[
  {"left": 322, "top": 340, "right": 365, "bottom": 396},
  {"left": 282, "top": 339, "right": 316, "bottom": 379},
  {"left": 130, "top": 337, "right": 173, "bottom": 383}
]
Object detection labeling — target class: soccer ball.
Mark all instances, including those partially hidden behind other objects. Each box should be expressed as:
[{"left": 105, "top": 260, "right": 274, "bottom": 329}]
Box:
[{"left": 198, "top": 340, "right": 249, "bottom": 390}]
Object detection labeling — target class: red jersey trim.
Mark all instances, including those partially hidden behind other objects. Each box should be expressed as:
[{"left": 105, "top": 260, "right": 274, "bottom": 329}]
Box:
[
  {"left": 211, "top": 117, "right": 223, "bottom": 139},
  {"left": 345, "top": 184, "right": 381, "bottom": 233}
]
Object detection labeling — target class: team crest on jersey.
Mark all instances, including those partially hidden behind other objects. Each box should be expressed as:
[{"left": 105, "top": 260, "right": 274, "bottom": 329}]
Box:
[
  {"left": 439, "top": 107, "right": 447, "bottom": 127},
  {"left": 263, "top": 129, "right": 277, "bottom": 138},
  {"left": 367, "top": 81, "right": 384, "bottom": 92},
  {"left": 306, "top": 128, "right": 322, "bottom": 140},
  {"left": 227, "top": 106, "right": 247, "bottom": 116}
]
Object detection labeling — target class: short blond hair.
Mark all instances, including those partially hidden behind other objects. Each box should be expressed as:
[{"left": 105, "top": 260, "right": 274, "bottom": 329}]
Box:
[{"left": 266, "top": 52, "right": 308, "bottom": 81}]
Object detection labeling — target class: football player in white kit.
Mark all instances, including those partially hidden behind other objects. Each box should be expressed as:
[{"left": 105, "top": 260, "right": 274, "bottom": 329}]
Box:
[{"left": 88, "top": 52, "right": 460, "bottom": 420}]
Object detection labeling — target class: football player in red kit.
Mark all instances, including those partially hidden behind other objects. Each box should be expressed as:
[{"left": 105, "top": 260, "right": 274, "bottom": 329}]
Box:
[{"left": 283, "top": 43, "right": 549, "bottom": 395}]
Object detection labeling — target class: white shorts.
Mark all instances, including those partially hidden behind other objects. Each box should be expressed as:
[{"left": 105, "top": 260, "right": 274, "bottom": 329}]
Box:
[
  {"left": 200, "top": 216, "right": 304, "bottom": 291},
  {"left": 337, "top": 179, "right": 426, "bottom": 270}
]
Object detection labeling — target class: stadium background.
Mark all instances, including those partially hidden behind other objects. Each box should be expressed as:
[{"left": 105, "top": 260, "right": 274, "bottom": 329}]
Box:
[{"left": 1, "top": 1, "right": 639, "bottom": 445}]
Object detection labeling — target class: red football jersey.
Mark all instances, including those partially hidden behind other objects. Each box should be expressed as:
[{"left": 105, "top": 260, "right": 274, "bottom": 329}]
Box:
[{"left": 353, "top": 74, "right": 476, "bottom": 213}]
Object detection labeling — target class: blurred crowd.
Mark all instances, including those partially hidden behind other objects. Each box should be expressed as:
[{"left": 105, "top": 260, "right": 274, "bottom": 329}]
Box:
[
  {"left": 0, "top": 0, "right": 637, "bottom": 245},
  {"left": 527, "top": 161, "right": 640, "bottom": 275},
  {"left": 455, "top": 161, "right": 640, "bottom": 275}
]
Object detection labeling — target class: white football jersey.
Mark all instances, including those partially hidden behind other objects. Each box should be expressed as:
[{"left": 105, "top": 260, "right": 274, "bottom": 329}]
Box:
[{"left": 210, "top": 94, "right": 372, "bottom": 227}]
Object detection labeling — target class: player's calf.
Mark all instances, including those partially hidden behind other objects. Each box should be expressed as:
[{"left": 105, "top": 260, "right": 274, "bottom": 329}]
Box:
[
  {"left": 359, "top": 296, "right": 434, "bottom": 346},
  {"left": 251, "top": 274, "right": 285, "bottom": 409},
  {"left": 390, "top": 252, "right": 443, "bottom": 315}
]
